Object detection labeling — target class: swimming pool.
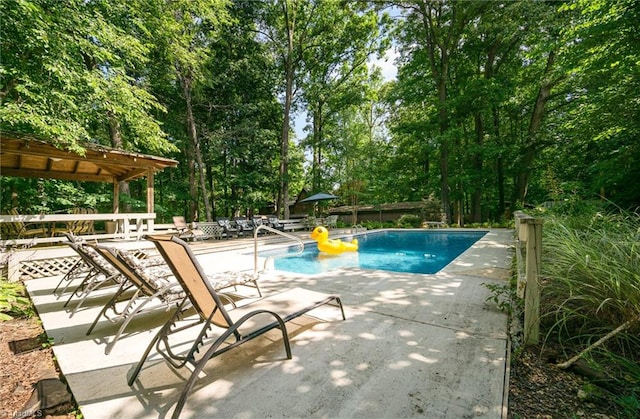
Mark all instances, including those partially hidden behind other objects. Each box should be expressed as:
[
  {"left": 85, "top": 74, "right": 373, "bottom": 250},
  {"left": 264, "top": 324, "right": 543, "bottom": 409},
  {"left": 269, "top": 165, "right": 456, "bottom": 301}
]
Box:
[{"left": 261, "top": 229, "right": 487, "bottom": 275}]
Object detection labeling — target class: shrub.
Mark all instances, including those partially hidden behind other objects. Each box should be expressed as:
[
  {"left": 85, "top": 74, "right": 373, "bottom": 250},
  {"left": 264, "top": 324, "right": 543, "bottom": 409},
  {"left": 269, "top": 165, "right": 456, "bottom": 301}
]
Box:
[
  {"left": 397, "top": 214, "right": 421, "bottom": 228},
  {"left": 540, "top": 210, "right": 640, "bottom": 410},
  {"left": 0, "top": 279, "right": 34, "bottom": 320},
  {"left": 541, "top": 211, "right": 640, "bottom": 340}
]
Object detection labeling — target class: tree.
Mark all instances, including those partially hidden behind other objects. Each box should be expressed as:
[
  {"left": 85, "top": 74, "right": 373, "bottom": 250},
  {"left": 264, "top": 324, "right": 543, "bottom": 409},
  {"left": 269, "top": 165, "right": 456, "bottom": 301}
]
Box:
[
  {"left": 141, "top": 0, "right": 232, "bottom": 221},
  {"left": 299, "top": 2, "right": 386, "bottom": 192},
  {"left": 553, "top": 0, "right": 640, "bottom": 208},
  {"left": 394, "top": 1, "right": 485, "bottom": 223},
  {"left": 1, "top": 0, "right": 172, "bottom": 153},
  {"left": 199, "top": 0, "right": 283, "bottom": 217},
  {"left": 257, "top": 0, "right": 379, "bottom": 219},
  {"left": 1, "top": 0, "right": 176, "bottom": 214}
]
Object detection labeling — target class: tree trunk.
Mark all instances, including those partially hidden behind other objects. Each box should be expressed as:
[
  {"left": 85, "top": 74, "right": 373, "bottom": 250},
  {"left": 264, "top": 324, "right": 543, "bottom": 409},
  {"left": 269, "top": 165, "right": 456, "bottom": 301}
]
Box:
[
  {"left": 280, "top": 68, "right": 292, "bottom": 219},
  {"left": 437, "top": 77, "right": 451, "bottom": 224},
  {"left": 107, "top": 113, "right": 130, "bottom": 213},
  {"left": 181, "top": 73, "right": 212, "bottom": 222},
  {"left": 278, "top": 3, "right": 296, "bottom": 220},
  {"left": 514, "top": 51, "right": 559, "bottom": 205},
  {"left": 494, "top": 107, "right": 506, "bottom": 217},
  {"left": 311, "top": 102, "right": 324, "bottom": 192},
  {"left": 472, "top": 112, "right": 483, "bottom": 223},
  {"left": 418, "top": 1, "right": 459, "bottom": 224}
]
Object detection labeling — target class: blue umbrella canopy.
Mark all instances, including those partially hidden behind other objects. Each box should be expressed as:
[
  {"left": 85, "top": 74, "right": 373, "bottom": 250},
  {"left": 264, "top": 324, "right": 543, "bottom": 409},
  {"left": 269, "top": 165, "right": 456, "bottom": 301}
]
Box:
[{"left": 299, "top": 192, "right": 339, "bottom": 203}]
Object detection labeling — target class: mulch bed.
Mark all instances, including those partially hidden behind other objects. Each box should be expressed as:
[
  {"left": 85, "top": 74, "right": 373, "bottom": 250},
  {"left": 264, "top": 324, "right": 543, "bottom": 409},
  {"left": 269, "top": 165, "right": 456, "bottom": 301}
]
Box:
[{"left": 0, "top": 317, "right": 76, "bottom": 418}]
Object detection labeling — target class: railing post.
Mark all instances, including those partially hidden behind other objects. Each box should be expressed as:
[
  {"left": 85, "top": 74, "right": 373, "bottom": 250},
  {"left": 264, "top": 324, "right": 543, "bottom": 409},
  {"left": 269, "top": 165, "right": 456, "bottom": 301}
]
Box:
[
  {"left": 514, "top": 211, "right": 544, "bottom": 345},
  {"left": 524, "top": 218, "right": 543, "bottom": 345}
]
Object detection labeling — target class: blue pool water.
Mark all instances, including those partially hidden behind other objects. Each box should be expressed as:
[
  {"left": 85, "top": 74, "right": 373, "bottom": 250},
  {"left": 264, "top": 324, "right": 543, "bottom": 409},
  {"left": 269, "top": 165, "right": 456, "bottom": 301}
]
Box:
[{"left": 261, "top": 230, "right": 487, "bottom": 275}]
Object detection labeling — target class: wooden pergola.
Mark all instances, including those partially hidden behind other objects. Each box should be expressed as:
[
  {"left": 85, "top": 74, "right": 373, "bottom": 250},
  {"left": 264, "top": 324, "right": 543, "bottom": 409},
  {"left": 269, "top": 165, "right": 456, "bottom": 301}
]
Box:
[{"left": 0, "top": 132, "right": 178, "bottom": 213}]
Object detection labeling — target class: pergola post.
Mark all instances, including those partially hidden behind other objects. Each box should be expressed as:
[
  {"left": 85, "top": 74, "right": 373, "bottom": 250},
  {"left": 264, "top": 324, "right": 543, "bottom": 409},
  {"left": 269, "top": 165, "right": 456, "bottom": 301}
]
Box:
[
  {"left": 146, "top": 169, "right": 155, "bottom": 232},
  {"left": 113, "top": 181, "right": 120, "bottom": 213}
]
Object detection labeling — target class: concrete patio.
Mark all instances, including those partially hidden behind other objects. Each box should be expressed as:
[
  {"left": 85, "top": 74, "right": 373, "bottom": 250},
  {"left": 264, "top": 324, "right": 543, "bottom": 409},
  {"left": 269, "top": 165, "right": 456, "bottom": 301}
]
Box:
[{"left": 25, "top": 228, "right": 513, "bottom": 418}]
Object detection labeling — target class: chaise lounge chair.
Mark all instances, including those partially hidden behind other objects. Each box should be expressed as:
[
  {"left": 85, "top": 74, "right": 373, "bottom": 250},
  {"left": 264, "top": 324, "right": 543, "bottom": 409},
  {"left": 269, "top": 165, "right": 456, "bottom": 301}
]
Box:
[
  {"left": 85, "top": 244, "right": 184, "bottom": 354},
  {"left": 60, "top": 239, "right": 127, "bottom": 313},
  {"left": 53, "top": 233, "right": 94, "bottom": 295},
  {"left": 130, "top": 234, "right": 346, "bottom": 418},
  {"left": 87, "top": 242, "right": 262, "bottom": 354},
  {"left": 172, "top": 216, "right": 205, "bottom": 241},
  {"left": 216, "top": 217, "right": 240, "bottom": 238}
]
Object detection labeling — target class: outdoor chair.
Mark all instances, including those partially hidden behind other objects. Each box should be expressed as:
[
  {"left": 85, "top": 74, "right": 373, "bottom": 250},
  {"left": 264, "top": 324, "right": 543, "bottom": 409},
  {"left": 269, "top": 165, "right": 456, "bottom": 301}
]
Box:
[
  {"left": 216, "top": 217, "right": 240, "bottom": 238},
  {"left": 304, "top": 216, "right": 318, "bottom": 231},
  {"left": 53, "top": 236, "right": 166, "bottom": 294},
  {"left": 267, "top": 216, "right": 285, "bottom": 232},
  {"left": 85, "top": 244, "right": 184, "bottom": 354},
  {"left": 252, "top": 216, "right": 268, "bottom": 236},
  {"left": 53, "top": 233, "right": 96, "bottom": 295},
  {"left": 234, "top": 217, "right": 254, "bottom": 236},
  {"left": 65, "top": 207, "right": 96, "bottom": 236},
  {"left": 172, "top": 216, "right": 205, "bottom": 241},
  {"left": 325, "top": 215, "right": 338, "bottom": 229},
  {"left": 60, "top": 239, "right": 127, "bottom": 314},
  {"left": 86, "top": 241, "right": 262, "bottom": 354},
  {"left": 0, "top": 208, "right": 48, "bottom": 239},
  {"left": 130, "top": 234, "right": 346, "bottom": 418}
]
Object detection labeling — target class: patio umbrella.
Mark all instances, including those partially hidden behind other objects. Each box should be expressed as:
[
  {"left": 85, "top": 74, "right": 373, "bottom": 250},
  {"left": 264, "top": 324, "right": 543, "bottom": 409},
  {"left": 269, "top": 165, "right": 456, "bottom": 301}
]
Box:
[
  {"left": 299, "top": 192, "right": 339, "bottom": 203},
  {"left": 299, "top": 192, "right": 339, "bottom": 217}
]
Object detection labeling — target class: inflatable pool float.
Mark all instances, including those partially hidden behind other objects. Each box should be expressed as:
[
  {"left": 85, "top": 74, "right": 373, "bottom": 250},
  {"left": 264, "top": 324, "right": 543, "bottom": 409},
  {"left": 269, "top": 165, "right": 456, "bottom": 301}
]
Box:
[{"left": 310, "top": 226, "right": 358, "bottom": 255}]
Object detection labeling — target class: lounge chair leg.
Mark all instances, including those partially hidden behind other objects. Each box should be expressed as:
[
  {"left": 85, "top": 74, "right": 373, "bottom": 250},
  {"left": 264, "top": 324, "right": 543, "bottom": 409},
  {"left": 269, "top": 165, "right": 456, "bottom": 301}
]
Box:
[
  {"left": 335, "top": 297, "right": 346, "bottom": 320},
  {"left": 53, "top": 259, "right": 84, "bottom": 294},
  {"left": 170, "top": 314, "right": 292, "bottom": 419},
  {"left": 128, "top": 327, "right": 163, "bottom": 386},
  {"left": 128, "top": 299, "right": 188, "bottom": 386},
  {"left": 105, "top": 295, "right": 161, "bottom": 355},
  {"left": 59, "top": 268, "right": 94, "bottom": 297},
  {"left": 86, "top": 281, "right": 132, "bottom": 335}
]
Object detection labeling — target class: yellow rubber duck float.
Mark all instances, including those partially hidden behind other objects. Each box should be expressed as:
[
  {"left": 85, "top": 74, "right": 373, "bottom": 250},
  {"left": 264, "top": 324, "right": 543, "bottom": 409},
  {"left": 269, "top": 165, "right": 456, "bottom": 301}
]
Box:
[{"left": 310, "top": 226, "right": 358, "bottom": 255}]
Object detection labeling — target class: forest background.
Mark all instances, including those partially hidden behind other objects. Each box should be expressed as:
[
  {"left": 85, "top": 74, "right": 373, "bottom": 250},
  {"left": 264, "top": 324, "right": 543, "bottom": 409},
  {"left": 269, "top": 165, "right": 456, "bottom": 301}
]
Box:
[{"left": 1, "top": 0, "right": 638, "bottom": 224}]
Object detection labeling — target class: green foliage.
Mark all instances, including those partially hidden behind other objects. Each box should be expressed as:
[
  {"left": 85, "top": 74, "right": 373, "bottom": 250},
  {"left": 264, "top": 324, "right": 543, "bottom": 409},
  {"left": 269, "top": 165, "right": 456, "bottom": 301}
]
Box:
[
  {"left": 1, "top": 177, "right": 113, "bottom": 214},
  {"left": 541, "top": 211, "right": 640, "bottom": 338},
  {"left": 590, "top": 347, "right": 640, "bottom": 416},
  {"left": 2, "top": 0, "right": 638, "bottom": 228},
  {"left": 483, "top": 282, "right": 520, "bottom": 317},
  {"left": 361, "top": 221, "right": 383, "bottom": 230},
  {"left": 0, "top": 279, "right": 34, "bottom": 320},
  {"left": 537, "top": 210, "right": 640, "bottom": 411},
  {"left": 0, "top": 0, "right": 174, "bottom": 153},
  {"left": 396, "top": 214, "right": 421, "bottom": 228}
]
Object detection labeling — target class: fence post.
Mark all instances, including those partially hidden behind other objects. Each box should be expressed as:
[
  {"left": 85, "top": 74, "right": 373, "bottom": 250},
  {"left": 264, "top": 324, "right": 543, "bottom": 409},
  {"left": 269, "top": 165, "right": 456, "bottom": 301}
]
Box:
[
  {"left": 514, "top": 211, "right": 544, "bottom": 345},
  {"left": 523, "top": 218, "right": 543, "bottom": 344}
]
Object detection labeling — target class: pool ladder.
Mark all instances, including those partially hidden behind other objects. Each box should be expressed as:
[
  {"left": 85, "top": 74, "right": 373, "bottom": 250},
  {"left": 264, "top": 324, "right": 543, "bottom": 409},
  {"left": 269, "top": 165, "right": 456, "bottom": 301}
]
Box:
[
  {"left": 252, "top": 224, "right": 305, "bottom": 276},
  {"left": 350, "top": 224, "right": 366, "bottom": 234}
]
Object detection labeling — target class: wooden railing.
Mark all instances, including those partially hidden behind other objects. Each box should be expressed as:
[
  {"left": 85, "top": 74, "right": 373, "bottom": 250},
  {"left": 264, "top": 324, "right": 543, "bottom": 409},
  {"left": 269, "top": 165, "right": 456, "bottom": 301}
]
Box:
[
  {"left": 514, "top": 211, "right": 544, "bottom": 345},
  {"left": 0, "top": 212, "right": 158, "bottom": 246}
]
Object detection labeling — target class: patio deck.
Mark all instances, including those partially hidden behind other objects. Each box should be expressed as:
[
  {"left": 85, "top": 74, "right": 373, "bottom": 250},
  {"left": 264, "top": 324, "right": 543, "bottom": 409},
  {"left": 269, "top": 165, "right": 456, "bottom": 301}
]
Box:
[{"left": 25, "top": 228, "right": 513, "bottom": 418}]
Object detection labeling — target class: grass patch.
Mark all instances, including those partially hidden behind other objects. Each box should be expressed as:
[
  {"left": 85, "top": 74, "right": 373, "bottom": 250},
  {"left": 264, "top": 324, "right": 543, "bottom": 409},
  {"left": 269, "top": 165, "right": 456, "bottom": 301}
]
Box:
[{"left": 538, "top": 210, "right": 640, "bottom": 414}]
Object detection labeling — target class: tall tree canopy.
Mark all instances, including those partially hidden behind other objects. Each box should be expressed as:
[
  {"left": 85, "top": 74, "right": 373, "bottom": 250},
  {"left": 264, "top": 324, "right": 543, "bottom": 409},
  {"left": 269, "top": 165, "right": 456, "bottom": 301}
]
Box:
[{"left": 2, "top": 0, "right": 638, "bottom": 221}]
